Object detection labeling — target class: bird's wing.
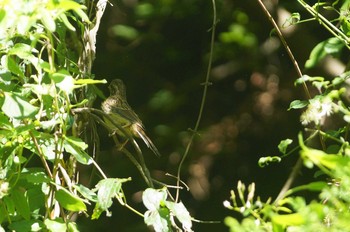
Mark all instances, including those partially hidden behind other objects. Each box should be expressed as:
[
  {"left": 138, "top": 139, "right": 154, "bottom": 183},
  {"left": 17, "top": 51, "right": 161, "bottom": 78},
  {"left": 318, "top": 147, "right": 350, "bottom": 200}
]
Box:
[{"left": 112, "top": 106, "right": 144, "bottom": 126}]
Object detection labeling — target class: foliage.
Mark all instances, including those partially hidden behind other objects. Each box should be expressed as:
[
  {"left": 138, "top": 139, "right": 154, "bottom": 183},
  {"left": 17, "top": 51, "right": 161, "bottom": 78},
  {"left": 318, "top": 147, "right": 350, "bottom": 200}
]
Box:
[
  {"left": 225, "top": 0, "right": 350, "bottom": 231},
  {"left": 0, "top": 0, "right": 194, "bottom": 231}
]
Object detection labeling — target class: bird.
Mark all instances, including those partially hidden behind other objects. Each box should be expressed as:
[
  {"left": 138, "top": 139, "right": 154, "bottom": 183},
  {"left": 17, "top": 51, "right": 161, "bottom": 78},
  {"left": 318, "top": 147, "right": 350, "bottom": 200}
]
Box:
[{"left": 101, "top": 79, "right": 160, "bottom": 157}]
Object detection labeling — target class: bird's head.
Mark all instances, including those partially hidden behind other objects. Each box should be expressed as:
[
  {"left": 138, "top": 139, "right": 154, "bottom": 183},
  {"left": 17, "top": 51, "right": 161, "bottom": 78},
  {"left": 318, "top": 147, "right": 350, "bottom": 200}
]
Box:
[{"left": 108, "top": 79, "right": 127, "bottom": 98}]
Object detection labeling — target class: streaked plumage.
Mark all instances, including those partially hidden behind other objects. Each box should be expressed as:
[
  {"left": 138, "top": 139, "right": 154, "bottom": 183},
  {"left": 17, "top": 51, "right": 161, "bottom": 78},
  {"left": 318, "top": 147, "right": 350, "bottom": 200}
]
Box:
[{"left": 101, "top": 79, "right": 160, "bottom": 157}]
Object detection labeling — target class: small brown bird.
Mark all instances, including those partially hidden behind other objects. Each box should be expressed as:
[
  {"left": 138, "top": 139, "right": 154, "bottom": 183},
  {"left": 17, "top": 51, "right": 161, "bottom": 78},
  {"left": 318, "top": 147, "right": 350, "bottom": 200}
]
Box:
[{"left": 101, "top": 79, "right": 160, "bottom": 157}]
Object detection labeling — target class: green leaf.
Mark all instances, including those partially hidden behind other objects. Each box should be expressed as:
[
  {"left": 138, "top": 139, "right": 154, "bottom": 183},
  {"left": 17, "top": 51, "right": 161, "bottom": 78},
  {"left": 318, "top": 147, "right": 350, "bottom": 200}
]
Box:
[
  {"left": 8, "top": 220, "right": 43, "bottom": 232},
  {"left": 1, "top": 92, "right": 38, "bottom": 119},
  {"left": 44, "top": 218, "right": 67, "bottom": 232},
  {"left": 26, "top": 188, "right": 45, "bottom": 212},
  {"left": 51, "top": 70, "right": 74, "bottom": 94},
  {"left": 55, "top": 188, "right": 87, "bottom": 212},
  {"left": 109, "top": 25, "right": 139, "bottom": 40},
  {"left": 301, "top": 147, "right": 350, "bottom": 173},
  {"left": 144, "top": 208, "right": 170, "bottom": 232},
  {"left": 165, "top": 201, "right": 192, "bottom": 231},
  {"left": 92, "top": 178, "right": 130, "bottom": 219},
  {"left": 12, "top": 188, "right": 30, "bottom": 220},
  {"left": 63, "top": 136, "right": 92, "bottom": 165},
  {"left": 74, "top": 79, "right": 107, "bottom": 85},
  {"left": 7, "top": 56, "right": 25, "bottom": 78},
  {"left": 258, "top": 156, "right": 281, "bottom": 167},
  {"left": 0, "top": 9, "right": 5, "bottom": 23},
  {"left": 142, "top": 188, "right": 167, "bottom": 211},
  {"left": 58, "top": 14, "right": 76, "bottom": 31},
  {"left": 40, "top": 9, "right": 56, "bottom": 32},
  {"left": 272, "top": 213, "right": 305, "bottom": 227},
  {"left": 73, "top": 184, "right": 97, "bottom": 202},
  {"left": 0, "top": 113, "right": 12, "bottom": 130},
  {"left": 278, "top": 139, "right": 293, "bottom": 154},
  {"left": 94, "top": 178, "right": 127, "bottom": 210},
  {"left": 305, "top": 37, "right": 344, "bottom": 68},
  {"left": 288, "top": 100, "right": 308, "bottom": 111},
  {"left": 25, "top": 171, "right": 50, "bottom": 184}
]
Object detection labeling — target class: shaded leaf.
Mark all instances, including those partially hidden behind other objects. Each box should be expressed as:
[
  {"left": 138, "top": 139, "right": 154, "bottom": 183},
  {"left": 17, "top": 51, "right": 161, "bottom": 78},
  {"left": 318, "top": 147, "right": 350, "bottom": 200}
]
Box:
[{"left": 12, "top": 188, "right": 30, "bottom": 220}]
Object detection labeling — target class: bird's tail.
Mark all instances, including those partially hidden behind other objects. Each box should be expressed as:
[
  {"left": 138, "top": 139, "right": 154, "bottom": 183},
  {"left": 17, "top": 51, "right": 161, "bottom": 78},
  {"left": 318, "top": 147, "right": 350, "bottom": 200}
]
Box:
[{"left": 134, "top": 124, "right": 161, "bottom": 157}]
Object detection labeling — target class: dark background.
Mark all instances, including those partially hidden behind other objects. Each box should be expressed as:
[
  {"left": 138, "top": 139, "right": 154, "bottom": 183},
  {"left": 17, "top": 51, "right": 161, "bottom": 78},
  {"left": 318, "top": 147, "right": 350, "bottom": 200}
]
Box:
[{"left": 77, "top": 0, "right": 346, "bottom": 231}]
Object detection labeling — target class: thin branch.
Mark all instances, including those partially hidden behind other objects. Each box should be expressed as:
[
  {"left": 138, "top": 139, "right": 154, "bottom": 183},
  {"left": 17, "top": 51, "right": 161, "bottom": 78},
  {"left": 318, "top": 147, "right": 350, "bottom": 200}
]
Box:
[
  {"left": 175, "top": 0, "right": 216, "bottom": 202},
  {"left": 257, "top": 0, "right": 311, "bottom": 99}
]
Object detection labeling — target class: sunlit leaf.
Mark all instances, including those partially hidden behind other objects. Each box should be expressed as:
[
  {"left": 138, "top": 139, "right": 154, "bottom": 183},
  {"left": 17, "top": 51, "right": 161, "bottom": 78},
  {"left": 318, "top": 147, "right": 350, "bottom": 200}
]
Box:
[
  {"left": 288, "top": 100, "right": 308, "bottom": 111},
  {"left": 272, "top": 213, "right": 305, "bottom": 227},
  {"left": 258, "top": 156, "right": 281, "bottom": 167},
  {"left": 7, "top": 56, "right": 25, "bottom": 79},
  {"left": 144, "top": 208, "right": 170, "bottom": 232},
  {"left": 92, "top": 178, "right": 130, "bottom": 219},
  {"left": 44, "top": 218, "right": 67, "bottom": 232},
  {"left": 74, "top": 79, "right": 107, "bottom": 85},
  {"left": 55, "top": 188, "right": 86, "bottom": 212},
  {"left": 51, "top": 70, "right": 74, "bottom": 94},
  {"left": 94, "top": 178, "right": 126, "bottom": 211},
  {"left": 40, "top": 9, "right": 56, "bottom": 32},
  {"left": 73, "top": 184, "right": 97, "bottom": 202},
  {"left": 142, "top": 188, "right": 167, "bottom": 211},
  {"left": 63, "top": 136, "right": 92, "bottom": 165},
  {"left": 278, "top": 139, "right": 293, "bottom": 154},
  {"left": 25, "top": 170, "right": 50, "bottom": 184},
  {"left": 165, "top": 201, "right": 192, "bottom": 231},
  {"left": 305, "top": 37, "right": 344, "bottom": 68},
  {"left": 1, "top": 92, "right": 38, "bottom": 119}
]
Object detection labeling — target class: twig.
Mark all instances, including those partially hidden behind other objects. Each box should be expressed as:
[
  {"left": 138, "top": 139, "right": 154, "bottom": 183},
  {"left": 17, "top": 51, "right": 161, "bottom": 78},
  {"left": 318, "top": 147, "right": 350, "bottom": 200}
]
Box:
[
  {"left": 175, "top": 0, "right": 216, "bottom": 202},
  {"left": 257, "top": 0, "right": 311, "bottom": 99}
]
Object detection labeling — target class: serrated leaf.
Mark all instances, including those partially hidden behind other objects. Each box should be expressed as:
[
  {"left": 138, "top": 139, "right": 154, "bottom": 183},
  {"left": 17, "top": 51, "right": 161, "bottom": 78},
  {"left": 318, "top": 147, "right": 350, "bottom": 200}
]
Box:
[
  {"left": 55, "top": 189, "right": 86, "bottom": 212},
  {"left": 1, "top": 92, "right": 38, "bottom": 119}
]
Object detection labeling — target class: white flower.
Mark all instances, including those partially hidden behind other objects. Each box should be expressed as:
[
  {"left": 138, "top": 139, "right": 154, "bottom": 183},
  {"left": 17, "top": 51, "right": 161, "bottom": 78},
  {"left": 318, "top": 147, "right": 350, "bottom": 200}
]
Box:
[{"left": 300, "top": 97, "right": 333, "bottom": 126}]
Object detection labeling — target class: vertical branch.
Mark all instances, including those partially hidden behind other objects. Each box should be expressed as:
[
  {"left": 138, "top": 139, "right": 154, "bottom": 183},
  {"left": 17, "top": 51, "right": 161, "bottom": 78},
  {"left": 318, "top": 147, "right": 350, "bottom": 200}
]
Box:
[
  {"left": 257, "top": 0, "right": 313, "bottom": 203},
  {"left": 175, "top": 0, "right": 216, "bottom": 202},
  {"left": 257, "top": 0, "right": 311, "bottom": 99}
]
